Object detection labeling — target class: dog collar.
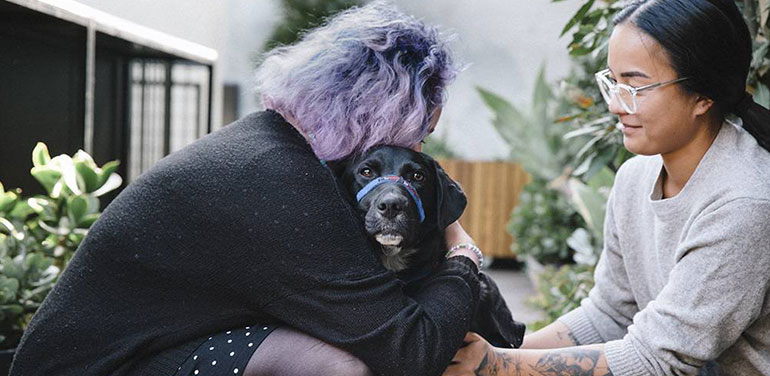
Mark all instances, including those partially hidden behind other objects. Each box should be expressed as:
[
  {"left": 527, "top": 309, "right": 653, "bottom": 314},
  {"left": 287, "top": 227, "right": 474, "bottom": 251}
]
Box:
[{"left": 355, "top": 176, "right": 426, "bottom": 222}]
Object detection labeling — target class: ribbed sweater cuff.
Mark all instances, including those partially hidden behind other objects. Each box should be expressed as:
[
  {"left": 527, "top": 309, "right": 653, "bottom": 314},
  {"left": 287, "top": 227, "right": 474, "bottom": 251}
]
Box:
[
  {"left": 605, "top": 339, "right": 648, "bottom": 376},
  {"left": 557, "top": 307, "right": 604, "bottom": 345}
]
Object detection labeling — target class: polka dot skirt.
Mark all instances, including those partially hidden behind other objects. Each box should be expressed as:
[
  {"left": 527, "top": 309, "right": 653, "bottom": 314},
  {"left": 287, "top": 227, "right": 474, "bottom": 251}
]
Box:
[{"left": 174, "top": 324, "right": 278, "bottom": 376}]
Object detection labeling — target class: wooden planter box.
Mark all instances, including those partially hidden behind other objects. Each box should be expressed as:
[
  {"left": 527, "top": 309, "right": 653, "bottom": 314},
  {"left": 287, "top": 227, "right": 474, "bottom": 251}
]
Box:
[{"left": 437, "top": 159, "right": 530, "bottom": 260}]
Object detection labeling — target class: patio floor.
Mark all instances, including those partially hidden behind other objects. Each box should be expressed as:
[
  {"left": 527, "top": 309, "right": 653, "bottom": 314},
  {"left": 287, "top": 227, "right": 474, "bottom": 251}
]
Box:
[{"left": 485, "top": 266, "right": 545, "bottom": 327}]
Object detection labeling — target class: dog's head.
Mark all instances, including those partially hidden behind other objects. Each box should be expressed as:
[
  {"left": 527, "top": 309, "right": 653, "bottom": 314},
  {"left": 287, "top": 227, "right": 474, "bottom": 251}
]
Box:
[{"left": 333, "top": 146, "right": 466, "bottom": 269}]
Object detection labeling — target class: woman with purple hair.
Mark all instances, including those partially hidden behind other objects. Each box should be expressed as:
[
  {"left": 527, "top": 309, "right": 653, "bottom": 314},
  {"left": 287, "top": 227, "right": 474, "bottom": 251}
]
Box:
[{"left": 11, "top": 2, "right": 482, "bottom": 376}]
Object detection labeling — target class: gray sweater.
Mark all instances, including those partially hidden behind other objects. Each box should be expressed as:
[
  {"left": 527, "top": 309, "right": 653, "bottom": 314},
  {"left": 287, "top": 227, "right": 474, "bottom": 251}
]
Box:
[{"left": 559, "top": 120, "right": 770, "bottom": 375}]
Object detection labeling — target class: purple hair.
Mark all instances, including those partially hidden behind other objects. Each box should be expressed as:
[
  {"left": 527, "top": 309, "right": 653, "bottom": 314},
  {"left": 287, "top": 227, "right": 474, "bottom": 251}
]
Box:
[{"left": 255, "top": 1, "right": 457, "bottom": 161}]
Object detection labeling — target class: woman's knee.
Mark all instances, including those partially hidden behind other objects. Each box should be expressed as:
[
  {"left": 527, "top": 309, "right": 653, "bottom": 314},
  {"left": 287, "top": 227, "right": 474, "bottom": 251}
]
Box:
[{"left": 244, "top": 327, "right": 373, "bottom": 376}]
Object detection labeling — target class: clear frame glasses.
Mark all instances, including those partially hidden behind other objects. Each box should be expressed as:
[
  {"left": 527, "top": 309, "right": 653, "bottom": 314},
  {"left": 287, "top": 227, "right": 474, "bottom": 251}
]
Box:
[{"left": 594, "top": 68, "right": 690, "bottom": 114}]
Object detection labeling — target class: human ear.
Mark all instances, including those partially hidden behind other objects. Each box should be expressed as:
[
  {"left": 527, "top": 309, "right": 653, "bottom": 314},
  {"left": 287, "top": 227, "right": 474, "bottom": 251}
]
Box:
[{"left": 693, "top": 95, "right": 715, "bottom": 117}]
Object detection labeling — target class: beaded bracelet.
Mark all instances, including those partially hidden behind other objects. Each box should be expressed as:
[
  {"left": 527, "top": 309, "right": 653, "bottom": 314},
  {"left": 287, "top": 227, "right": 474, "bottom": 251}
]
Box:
[{"left": 446, "top": 243, "right": 484, "bottom": 269}]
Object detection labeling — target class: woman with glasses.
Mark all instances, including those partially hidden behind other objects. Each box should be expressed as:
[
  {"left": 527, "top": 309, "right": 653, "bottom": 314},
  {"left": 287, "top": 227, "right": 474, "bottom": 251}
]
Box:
[{"left": 444, "top": 1, "right": 770, "bottom": 375}]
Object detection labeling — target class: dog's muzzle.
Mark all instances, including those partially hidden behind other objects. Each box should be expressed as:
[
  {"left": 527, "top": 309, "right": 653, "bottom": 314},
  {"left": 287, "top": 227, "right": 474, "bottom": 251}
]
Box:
[{"left": 355, "top": 176, "right": 425, "bottom": 222}]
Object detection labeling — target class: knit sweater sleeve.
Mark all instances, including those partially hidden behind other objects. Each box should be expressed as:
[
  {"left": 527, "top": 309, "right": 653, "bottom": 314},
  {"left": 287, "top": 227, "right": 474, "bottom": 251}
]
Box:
[
  {"left": 558, "top": 187, "right": 639, "bottom": 345},
  {"left": 605, "top": 198, "right": 770, "bottom": 375}
]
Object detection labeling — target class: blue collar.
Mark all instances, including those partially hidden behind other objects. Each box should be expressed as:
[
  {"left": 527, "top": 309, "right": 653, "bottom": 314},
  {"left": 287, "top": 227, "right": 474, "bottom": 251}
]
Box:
[{"left": 355, "top": 176, "right": 426, "bottom": 222}]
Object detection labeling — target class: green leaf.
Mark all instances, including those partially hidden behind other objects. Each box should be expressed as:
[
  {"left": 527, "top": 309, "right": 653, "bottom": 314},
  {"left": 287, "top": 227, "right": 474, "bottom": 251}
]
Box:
[
  {"left": 582, "top": 148, "right": 616, "bottom": 181},
  {"left": 67, "top": 196, "right": 89, "bottom": 225},
  {"left": 0, "top": 304, "right": 24, "bottom": 315},
  {"left": 97, "top": 160, "right": 120, "bottom": 187},
  {"left": 0, "top": 181, "right": 4, "bottom": 195},
  {"left": 567, "top": 178, "right": 608, "bottom": 240},
  {"left": 77, "top": 213, "right": 100, "bottom": 228},
  {"left": 32, "top": 142, "right": 51, "bottom": 168},
  {"left": 1, "top": 260, "right": 23, "bottom": 282},
  {"left": 0, "top": 218, "right": 16, "bottom": 237},
  {"left": 560, "top": 0, "right": 595, "bottom": 37},
  {"left": 0, "top": 276, "right": 19, "bottom": 303},
  {"left": 74, "top": 161, "right": 99, "bottom": 193},
  {"left": 0, "top": 192, "right": 18, "bottom": 213},
  {"left": 752, "top": 41, "right": 769, "bottom": 70},
  {"left": 91, "top": 173, "right": 123, "bottom": 197},
  {"left": 532, "top": 65, "right": 552, "bottom": 124},
  {"left": 7, "top": 200, "right": 33, "bottom": 220},
  {"left": 50, "top": 155, "right": 82, "bottom": 195},
  {"left": 30, "top": 166, "right": 62, "bottom": 195}
]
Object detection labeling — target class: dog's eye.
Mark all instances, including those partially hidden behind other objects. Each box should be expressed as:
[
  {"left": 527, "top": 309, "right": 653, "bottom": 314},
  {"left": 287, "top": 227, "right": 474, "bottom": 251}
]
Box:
[
  {"left": 412, "top": 171, "right": 425, "bottom": 182},
  {"left": 360, "top": 168, "right": 374, "bottom": 178}
]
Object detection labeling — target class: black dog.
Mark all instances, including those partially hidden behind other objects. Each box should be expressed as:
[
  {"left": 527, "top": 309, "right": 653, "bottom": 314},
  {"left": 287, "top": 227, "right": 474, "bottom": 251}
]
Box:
[{"left": 332, "top": 145, "right": 525, "bottom": 348}]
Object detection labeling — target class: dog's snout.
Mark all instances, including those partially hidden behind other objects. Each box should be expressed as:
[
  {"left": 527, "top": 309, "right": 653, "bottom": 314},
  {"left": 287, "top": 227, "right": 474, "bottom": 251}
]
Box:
[{"left": 376, "top": 192, "right": 408, "bottom": 218}]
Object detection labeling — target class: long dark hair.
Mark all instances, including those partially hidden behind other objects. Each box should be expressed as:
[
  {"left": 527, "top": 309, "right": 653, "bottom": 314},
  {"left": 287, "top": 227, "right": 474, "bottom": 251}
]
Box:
[{"left": 614, "top": 0, "right": 770, "bottom": 152}]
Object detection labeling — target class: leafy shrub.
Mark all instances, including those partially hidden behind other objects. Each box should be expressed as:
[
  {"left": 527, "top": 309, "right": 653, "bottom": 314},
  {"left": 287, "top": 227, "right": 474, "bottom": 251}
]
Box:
[
  {"left": 508, "top": 178, "right": 585, "bottom": 265},
  {"left": 0, "top": 143, "right": 121, "bottom": 349}
]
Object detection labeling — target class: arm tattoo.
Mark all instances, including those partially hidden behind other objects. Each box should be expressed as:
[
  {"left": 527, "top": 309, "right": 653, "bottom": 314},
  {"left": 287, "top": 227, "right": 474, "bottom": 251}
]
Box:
[
  {"left": 568, "top": 331, "right": 581, "bottom": 346},
  {"left": 556, "top": 327, "right": 581, "bottom": 346},
  {"left": 477, "top": 349, "right": 613, "bottom": 376},
  {"left": 532, "top": 349, "right": 612, "bottom": 376}
]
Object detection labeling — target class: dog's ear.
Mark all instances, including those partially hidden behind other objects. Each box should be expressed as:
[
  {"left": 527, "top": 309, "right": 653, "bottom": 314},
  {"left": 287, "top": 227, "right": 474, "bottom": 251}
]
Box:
[
  {"left": 324, "top": 159, "right": 349, "bottom": 180},
  {"left": 430, "top": 157, "right": 467, "bottom": 229}
]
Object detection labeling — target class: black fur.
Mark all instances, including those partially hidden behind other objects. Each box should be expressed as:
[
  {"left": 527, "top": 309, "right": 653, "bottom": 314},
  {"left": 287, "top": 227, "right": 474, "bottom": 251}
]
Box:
[{"left": 331, "top": 145, "right": 525, "bottom": 348}]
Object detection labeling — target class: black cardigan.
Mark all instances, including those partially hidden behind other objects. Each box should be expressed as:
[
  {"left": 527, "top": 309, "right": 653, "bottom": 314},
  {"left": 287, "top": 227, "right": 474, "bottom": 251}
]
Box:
[{"left": 11, "top": 111, "right": 480, "bottom": 376}]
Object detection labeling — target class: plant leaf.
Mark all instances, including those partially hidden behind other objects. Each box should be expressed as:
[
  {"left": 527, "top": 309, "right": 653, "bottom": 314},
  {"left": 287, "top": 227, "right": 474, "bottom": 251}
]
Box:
[
  {"left": 67, "top": 196, "right": 89, "bottom": 226},
  {"left": 91, "top": 174, "right": 123, "bottom": 197},
  {"left": 97, "top": 161, "right": 120, "bottom": 187},
  {"left": 77, "top": 213, "right": 100, "bottom": 228},
  {"left": 32, "top": 142, "right": 51, "bottom": 168},
  {"left": 0, "top": 192, "right": 18, "bottom": 213},
  {"left": 74, "top": 160, "right": 99, "bottom": 193},
  {"left": 560, "top": 0, "right": 595, "bottom": 37},
  {"left": 30, "top": 166, "right": 62, "bottom": 195}
]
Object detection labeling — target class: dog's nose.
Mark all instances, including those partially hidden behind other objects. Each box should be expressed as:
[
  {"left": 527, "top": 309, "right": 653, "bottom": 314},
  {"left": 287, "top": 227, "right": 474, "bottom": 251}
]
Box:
[{"left": 376, "top": 193, "right": 407, "bottom": 219}]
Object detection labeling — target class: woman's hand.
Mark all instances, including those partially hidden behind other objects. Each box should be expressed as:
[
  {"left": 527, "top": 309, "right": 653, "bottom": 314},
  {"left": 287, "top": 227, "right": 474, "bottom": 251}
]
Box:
[{"left": 443, "top": 332, "right": 497, "bottom": 376}]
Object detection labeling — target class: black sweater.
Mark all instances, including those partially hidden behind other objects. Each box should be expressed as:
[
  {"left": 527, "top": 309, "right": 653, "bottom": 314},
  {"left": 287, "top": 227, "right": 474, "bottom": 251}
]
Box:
[{"left": 11, "top": 111, "right": 481, "bottom": 376}]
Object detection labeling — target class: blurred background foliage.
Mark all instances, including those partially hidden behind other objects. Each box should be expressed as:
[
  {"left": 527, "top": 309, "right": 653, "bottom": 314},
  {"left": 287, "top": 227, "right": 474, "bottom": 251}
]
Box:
[{"left": 262, "top": 0, "right": 363, "bottom": 51}]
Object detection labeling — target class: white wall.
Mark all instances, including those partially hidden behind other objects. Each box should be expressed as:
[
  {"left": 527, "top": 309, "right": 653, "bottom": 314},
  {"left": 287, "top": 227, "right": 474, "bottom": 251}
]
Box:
[
  {"left": 74, "top": 0, "right": 582, "bottom": 159},
  {"left": 395, "top": 0, "right": 581, "bottom": 160}
]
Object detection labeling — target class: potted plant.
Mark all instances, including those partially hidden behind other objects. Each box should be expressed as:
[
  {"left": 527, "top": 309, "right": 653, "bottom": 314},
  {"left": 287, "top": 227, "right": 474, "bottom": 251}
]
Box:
[{"left": 0, "top": 143, "right": 121, "bottom": 373}]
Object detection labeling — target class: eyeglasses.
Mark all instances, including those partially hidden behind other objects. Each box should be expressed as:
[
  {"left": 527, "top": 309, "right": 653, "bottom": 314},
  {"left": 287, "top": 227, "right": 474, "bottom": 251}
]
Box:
[{"left": 594, "top": 69, "right": 690, "bottom": 114}]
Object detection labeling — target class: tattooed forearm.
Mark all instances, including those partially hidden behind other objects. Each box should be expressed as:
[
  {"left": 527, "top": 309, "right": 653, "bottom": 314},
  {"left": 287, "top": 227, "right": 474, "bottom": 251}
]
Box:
[
  {"left": 475, "top": 349, "right": 526, "bottom": 376},
  {"left": 476, "top": 348, "right": 613, "bottom": 376}
]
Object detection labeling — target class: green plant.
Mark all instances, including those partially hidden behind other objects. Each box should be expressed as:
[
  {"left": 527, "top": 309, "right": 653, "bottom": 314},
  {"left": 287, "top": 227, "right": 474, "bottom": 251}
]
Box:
[
  {"left": 508, "top": 179, "right": 585, "bottom": 265},
  {"left": 528, "top": 263, "right": 596, "bottom": 331},
  {"left": 480, "top": 66, "right": 590, "bottom": 265},
  {"left": 0, "top": 143, "right": 121, "bottom": 349},
  {"left": 479, "top": 66, "right": 580, "bottom": 182},
  {"left": 262, "top": 0, "right": 363, "bottom": 51}
]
